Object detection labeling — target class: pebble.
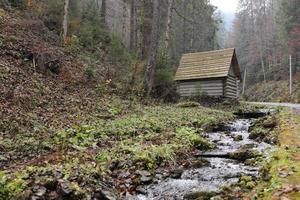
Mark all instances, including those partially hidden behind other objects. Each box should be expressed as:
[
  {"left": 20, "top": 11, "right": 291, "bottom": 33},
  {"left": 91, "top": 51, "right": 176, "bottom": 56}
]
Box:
[
  {"left": 136, "top": 186, "right": 147, "bottom": 195},
  {"left": 35, "top": 186, "right": 47, "bottom": 196}
]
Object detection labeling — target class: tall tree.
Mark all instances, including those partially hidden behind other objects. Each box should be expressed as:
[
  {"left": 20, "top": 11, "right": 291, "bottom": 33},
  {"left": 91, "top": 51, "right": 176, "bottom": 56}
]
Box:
[
  {"left": 129, "top": 0, "right": 137, "bottom": 50},
  {"left": 144, "top": 0, "right": 160, "bottom": 97},
  {"left": 142, "top": 0, "right": 153, "bottom": 59},
  {"left": 63, "top": 0, "right": 70, "bottom": 42},
  {"left": 101, "top": 0, "right": 106, "bottom": 26},
  {"left": 164, "top": 0, "right": 174, "bottom": 51}
]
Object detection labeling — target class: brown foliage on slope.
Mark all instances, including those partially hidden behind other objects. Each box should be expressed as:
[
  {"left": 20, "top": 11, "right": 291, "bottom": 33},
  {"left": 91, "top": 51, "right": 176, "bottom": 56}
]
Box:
[{"left": 0, "top": 10, "right": 116, "bottom": 166}]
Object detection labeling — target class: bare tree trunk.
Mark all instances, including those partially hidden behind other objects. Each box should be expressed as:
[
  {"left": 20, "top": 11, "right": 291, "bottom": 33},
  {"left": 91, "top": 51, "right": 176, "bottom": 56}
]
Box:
[
  {"left": 260, "top": 50, "right": 266, "bottom": 82},
  {"left": 144, "top": 0, "right": 160, "bottom": 97},
  {"left": 129, "top": 0, "right": 136, "bottom": 50},
  {"left": 101, "top": 0, "right": 106, "bottom": 26},
  {"left": 63, "top": 0, "right": 69, "bottom": 42},
  {"left": 242, "top": 68, "right": 247, "bottom": 95},
  {"left": 250, "top": 0, "right": 254, "bottom": 31},
  {"left": 122, "top": 0, "right": 127, "bottom": 41},
  {"left": 164, "top": 0, "right": 174, "bottom": 51},
  {"left": 134, "top": 5, "right": 138, "bottom": 51},
  {"left": 142, "top": 0, "right": 153, "bottom": 59},
  {"left": 189, "top": 0, "right": 195, "bottom": 52},
  {"left": 182, "top": 0, "right": 187, "bottom": 53}
]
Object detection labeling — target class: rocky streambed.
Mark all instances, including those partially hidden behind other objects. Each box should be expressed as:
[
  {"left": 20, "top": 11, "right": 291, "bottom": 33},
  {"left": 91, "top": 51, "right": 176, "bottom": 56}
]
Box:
[{"left": 126, "top": 118, "right": 274, "bottom": 200}]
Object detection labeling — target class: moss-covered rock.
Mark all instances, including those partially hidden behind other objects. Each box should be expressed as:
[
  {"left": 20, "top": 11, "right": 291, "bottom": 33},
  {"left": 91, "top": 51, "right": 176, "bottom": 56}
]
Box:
[
  {"left": 233, "top": 135, "right": 243, "bottom": 141},
  {"left": 229, "top": 149, "right": 261, "bottom": 161},
  {"left": 183, "top": 191, "right": 216, "bottom": 200},
  {"left": 249, "top": 115, "right": 279, "bottom": 144},
  {"left": 177, "top": 101, "right": 201, "bottom": 108},
  {"left": 239, "top": 176, "right": 257, "bottom": 189}
]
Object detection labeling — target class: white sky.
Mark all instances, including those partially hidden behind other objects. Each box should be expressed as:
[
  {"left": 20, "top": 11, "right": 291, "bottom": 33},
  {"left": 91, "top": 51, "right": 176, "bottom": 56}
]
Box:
[{"left": 210, "top": 0, "right": 239, "bottom": 13}]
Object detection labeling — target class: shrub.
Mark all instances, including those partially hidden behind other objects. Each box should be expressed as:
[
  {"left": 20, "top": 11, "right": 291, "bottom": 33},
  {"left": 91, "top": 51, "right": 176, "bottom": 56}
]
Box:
[
  {"left": 84, "top": 65, "right": 96, "bottom": 82},
  {"left": 33, "top": 0, "right": 64, "bottom": 34},
  {"left": 152, "top": 52, "right": 178, "bottom": 100},
  {"left": 5, "top": 0, "right": 26, "bottom": 9}
]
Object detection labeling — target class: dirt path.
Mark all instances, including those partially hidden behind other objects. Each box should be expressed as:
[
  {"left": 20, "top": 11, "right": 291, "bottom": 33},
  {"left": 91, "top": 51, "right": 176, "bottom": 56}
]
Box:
[{"left": 246, "top": 102, "right": 300, "bottom": 110}]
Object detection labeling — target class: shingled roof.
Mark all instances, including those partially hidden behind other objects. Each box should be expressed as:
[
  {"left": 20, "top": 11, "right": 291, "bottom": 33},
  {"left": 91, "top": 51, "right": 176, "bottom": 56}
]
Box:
[{"left": 174, "top": 48, "right": 241, "bottom": 81}]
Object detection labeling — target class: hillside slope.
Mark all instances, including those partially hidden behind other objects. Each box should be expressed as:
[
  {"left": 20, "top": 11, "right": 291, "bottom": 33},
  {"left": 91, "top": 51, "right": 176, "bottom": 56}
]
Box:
[
  {"left": 0, "top": 9, "right": 114, "bottom": 164},
  {"left": 245, "top": 77, "right": 300, "bottom": 103}
]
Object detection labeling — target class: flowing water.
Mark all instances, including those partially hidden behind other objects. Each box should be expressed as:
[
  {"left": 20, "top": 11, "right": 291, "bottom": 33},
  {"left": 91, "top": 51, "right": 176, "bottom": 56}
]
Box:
[{"left": 127, "top": 119, "right": 273, "bottom": 200}]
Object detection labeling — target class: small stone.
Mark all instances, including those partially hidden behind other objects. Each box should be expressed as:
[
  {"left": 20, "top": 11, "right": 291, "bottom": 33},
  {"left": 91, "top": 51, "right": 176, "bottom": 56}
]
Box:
[
  {"left": 136, "top": 186, "right": 147, "bottom": 195},
  {"left": 137, "top": 170, "right": 151, "bottom": 177},
  {"left": 140, "top": 175, "right": 152, "bottom": 184},
  {"left": 48, "top": 191, "right": 59, "bottom": 200},
  {"left": 35, "top": 186, "right": 47, "bottom": 197},
  {"left": 233, "top": 186, "right": 241, "bottom": 193},
  {"left": 14, "top": 189, "right": 32, "bottom": 200},
  {"left": 31, "top": 196, "right": 40, "bottom": 200},
  {"left": 279, "top": 172, "right": 289, "bottom": 178},
  {"left": 125, "top": 178, "right": 132, "bottom": 184},
  {"left": 118, "top": 171, "right": 131, "bottom": 179},
  {"left": 94, "top": 190, "right": 117, "bottom": 200},
  {"left": 155, "top": 173, "right": 163, "bottom": 180},
  {"left": 280, "top": 196, "right": 290, "bottom": 200},
  {"left": 170, "top": 168, "right": 183, "bottom": 179},
  {"left": 233, "top": 135, "right": 243, "bottom": 141},
  {"left": 58, "top": 179, "right": 73, "bottom": 196},
  {"left": 246, "top": 181, "right": 256, "bottom": 189},
  {"left": 283, "top": 186, "right": 294, "bottom": 193},
  {"left": 137, "top": 170, "right": 153, "bottom": 184},
  {"left": 229, "top": 149, "right": 261, "bottom": 161},
  {"left": 285, "top": 146, "right": 289, "bottom": 150},
  {"left": 263, "top": 173, "right": 271, "bottom": 181},
  {"left": 274, "top": 191, "right": 283, "bottom": 197},
  {"left": 54, "top": 170, "right": 63, "bottom": 179},
  {"left": 191, "top": 159, "right": 210, "bottom": 168},
  {"left": 109, "top": 160, "right": 120, "bottom": 171},
  {"left": 184, "top": 191, "right": 216, "bottom": 200},
  {"left": 244, "top": 158, "right": 256, "bottom": 166},
  {"left": 294, "top": 185, "right": 300, "bottom": 191}
]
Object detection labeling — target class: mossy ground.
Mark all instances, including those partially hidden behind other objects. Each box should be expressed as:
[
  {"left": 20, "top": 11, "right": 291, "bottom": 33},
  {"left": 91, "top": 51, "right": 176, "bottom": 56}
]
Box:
[{"left": 0, "top": 98, "right": 235, "bottom": 199}]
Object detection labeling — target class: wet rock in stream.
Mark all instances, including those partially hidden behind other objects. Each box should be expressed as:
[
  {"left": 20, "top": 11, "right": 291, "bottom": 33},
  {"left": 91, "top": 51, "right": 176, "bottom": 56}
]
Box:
[
  {"left": 184, "top": 191, "right": 216, "bottom": 200},
  {"left": 170, "top": 168, "right": 184, "bottom": 179},
  {"left": 127, "top": 119, "right": 274, "bottom": 200},
  {"left": 228, "top": 149, "right": 261, "bottom": 161}
]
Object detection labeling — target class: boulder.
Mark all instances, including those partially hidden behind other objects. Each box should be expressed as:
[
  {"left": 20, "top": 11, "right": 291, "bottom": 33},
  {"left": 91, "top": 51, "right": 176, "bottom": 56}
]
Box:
[
  {"left": 229, "top": 149, "right": 261, "bottom": 161},
  {"left": 184, "top": 191, "right": 216, "bottom": 200}
]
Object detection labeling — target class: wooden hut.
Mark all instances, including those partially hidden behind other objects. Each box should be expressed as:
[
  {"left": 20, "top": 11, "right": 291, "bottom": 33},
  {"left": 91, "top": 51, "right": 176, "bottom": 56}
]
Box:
[{"left": 174, "top": 48, "right": 241, "bottom": 99}]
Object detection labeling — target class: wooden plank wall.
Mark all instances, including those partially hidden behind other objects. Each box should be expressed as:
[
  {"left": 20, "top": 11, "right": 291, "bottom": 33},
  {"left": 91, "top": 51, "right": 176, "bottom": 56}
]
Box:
[
  {"left": 177, "top": 79, "right": 224, "bottom": 97},
  {"left": 225, "top": 74, "right": 238, "bottom": 98}
]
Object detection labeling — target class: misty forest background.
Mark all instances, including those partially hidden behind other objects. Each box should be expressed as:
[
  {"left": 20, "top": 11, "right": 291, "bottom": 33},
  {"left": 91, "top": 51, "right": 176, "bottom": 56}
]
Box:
[{"left": 1, "top": 0, "right": 300, "bottom": 101}]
